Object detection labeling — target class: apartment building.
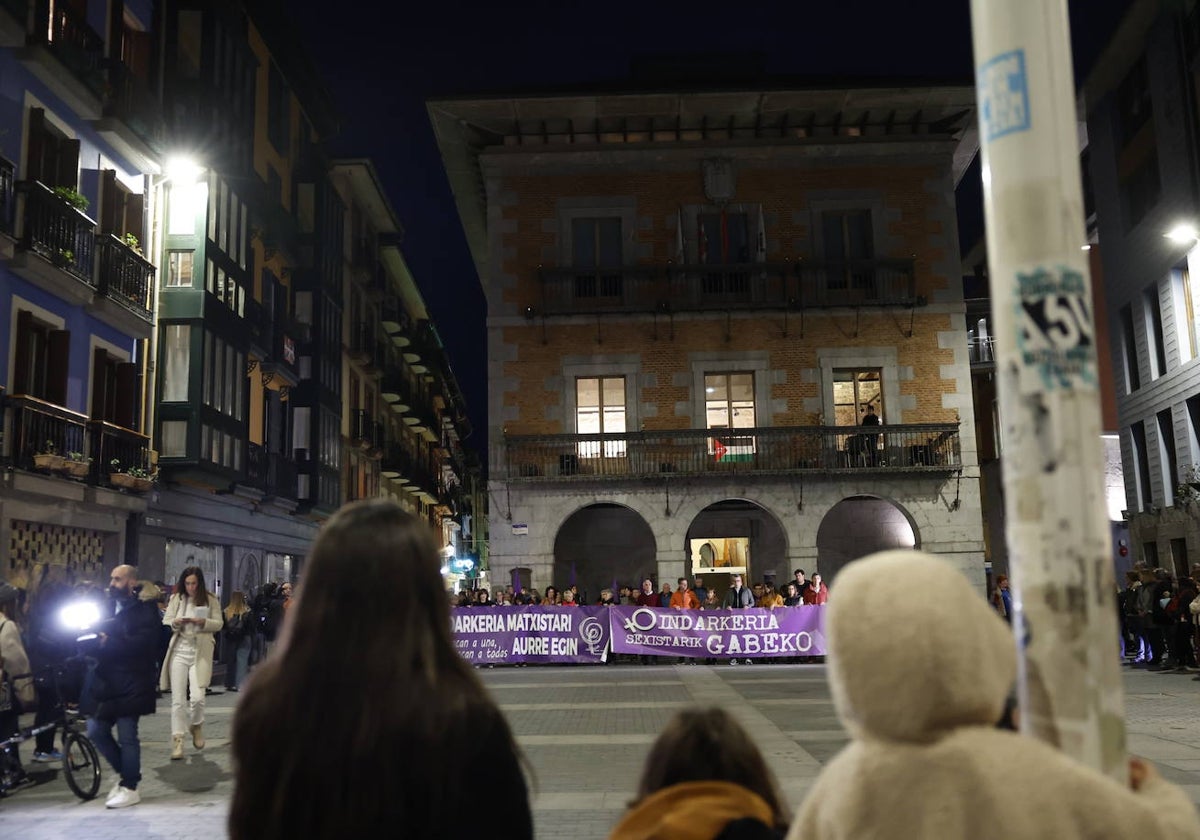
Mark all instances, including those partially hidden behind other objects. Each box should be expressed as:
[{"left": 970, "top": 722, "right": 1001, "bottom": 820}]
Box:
[
  {"left": 1084, "top": 0, "right": 1200, "bottom": 574},
  {"left": 430, "top": 85, "right": 986, "bottom": 600},
  {"left": 330, "top": 159, "right": 480, "bottom": 563},
  {"left": 0, "top": 0, "right": 159, "bottom": 591}
]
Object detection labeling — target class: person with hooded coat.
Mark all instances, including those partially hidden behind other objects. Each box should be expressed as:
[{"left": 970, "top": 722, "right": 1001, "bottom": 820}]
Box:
[{"left": 787, "top": 549, "right": 1200, "bottom": 840}]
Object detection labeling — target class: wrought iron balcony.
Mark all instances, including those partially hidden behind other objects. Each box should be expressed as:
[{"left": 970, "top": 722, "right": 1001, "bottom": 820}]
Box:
[
  {"left": 89, "top": 420, "right": 151, "bottom": 487},
  {"left": 246, "top": 443, "right": 299, "bottom": 500},
  {"left": 536, "top": 259, "right": 917, "bottom": 316},
  {"left": 4, "top": 394, "right": 87, "bottom": 471},
  {"left": 503, "top": 423, "right": 961, "bottom": 481},
  {"left": 17, "top": 180, "right": 96, "bottom": 284},
  {"left": 32, "top": 0, "right": 105, "bottom": 98},
  {"left": 96, "top": 233, "right": 153, "bottom": 319}
]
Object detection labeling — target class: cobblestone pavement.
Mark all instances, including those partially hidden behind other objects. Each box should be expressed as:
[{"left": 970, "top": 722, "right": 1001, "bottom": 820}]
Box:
[{"left": 0, "top": 665, "right": 1197, "bottom": 838}]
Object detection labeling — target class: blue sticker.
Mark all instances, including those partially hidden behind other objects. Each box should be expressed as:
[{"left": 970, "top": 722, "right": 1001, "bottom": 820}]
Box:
[{"left": 978, "top": 50, "right": 1031, "bottom": 142}]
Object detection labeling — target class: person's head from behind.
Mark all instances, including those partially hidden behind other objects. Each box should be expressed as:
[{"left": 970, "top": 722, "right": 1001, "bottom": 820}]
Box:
[
  {"left": 633, "top": 707, "right": 788, "bottom": 829},
  {"left": 231, "top": 499, "right": 515, "bottom": 835},
  {"left": 276, "top": 499, "right": 462, "bottom": 679}
]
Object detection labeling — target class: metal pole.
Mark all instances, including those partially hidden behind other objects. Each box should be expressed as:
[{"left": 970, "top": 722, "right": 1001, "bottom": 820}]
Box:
[{"left": 969, "top": 0, "right": 1126, "bottom": 781}]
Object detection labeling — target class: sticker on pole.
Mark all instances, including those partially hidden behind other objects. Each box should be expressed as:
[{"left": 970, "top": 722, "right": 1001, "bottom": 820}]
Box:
[
  {"left": 1012, "top": 265, "right": 1097, "bottom": 393},
  {"left": 978, "top": 50, "right": 1030, "bottom": 141}
]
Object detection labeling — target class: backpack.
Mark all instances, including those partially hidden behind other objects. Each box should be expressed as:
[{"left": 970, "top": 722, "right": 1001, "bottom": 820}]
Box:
[
  {"left": 1165, "top": 592, "right": 1183, "bottom": 621},
  {"left": 225, "top": 612, "right": 248, "bottom": 641}
]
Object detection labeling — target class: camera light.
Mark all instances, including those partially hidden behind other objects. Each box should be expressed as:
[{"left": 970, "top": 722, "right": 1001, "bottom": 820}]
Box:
[{"left": 60, "top": 600, "right": 101, "bottom": 631}]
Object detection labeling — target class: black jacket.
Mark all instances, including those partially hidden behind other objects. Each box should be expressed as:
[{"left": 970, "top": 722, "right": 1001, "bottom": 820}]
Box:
[{"left": 87, "top": 589, "right": 160, "bottom": 721}]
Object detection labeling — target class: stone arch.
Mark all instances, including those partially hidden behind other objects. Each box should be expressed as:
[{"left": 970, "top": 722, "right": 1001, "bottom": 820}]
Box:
[
  {"left": 684, "top": 498, "right": 791, "bottom": 599},
  {"left": 815, "top": 494, "right": 918, "bottom": 584},
  {"left": 552, "top": 503, "right": 656, "bottom": 603}
]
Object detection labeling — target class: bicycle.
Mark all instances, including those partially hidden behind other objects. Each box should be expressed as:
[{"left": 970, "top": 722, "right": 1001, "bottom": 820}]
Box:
[{"left": 0, "top": 661, "right": 102, "bottom": 800}]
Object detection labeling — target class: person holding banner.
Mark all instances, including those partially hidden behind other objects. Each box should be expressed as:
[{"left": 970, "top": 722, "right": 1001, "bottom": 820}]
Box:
[{"left": 229, "top": 500, "right": 533, "bottom": 840}]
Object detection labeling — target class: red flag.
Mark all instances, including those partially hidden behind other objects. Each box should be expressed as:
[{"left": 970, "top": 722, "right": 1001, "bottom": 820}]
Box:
[
  {"left": 698, "top": 218, "right": 708, "bottom": 264},
  {"left": 713, "top": 440, "right": 727, "bottom": 462}
]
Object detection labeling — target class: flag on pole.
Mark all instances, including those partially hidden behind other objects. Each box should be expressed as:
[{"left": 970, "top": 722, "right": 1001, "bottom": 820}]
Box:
[
  {"left": 698, "top": 216, "right": 709, "bottom": 264},
  {"left": 755, "top": 204, "right": 767, "bottom": 263},
  {"left": 569, "top": 561, "right": 577, "bottom": 587},
  {"left": 719, "top": 207, "right": 730, "bottom": 261},
  {"left": 510, "top": 567, "right": 522, "bottom": 594},
  {"left": 675, "top": 208, "right": 686, "bottom": 264}
]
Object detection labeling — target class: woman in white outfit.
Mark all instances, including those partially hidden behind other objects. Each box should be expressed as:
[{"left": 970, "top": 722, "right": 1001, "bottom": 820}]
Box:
[{"left": 160, "top": 566, "right": 222, "bottom": 760}]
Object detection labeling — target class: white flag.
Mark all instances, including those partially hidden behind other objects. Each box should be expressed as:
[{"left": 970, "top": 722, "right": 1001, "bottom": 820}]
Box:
[{"left": 755, "top": 204, "right": 767, "bottom": 263}]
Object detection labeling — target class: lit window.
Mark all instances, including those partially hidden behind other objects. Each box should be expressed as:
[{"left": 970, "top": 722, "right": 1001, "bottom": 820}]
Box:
[
  {"left": 705, "top": 372, "right": 755, "bottom": 460},
  {"left": 576, "top": 376, "right": 626, "bottom": 458}
]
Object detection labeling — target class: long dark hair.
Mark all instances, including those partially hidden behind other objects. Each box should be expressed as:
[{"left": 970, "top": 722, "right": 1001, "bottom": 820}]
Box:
[
  {"left": 229, "top": 499, "right": 527, "bottom": 839},
  {"left": 633, "top": 707, "right": 789, "bottom": 829},
  {"left": 176, "top": 565, "right": 211, "bottom": 609}
]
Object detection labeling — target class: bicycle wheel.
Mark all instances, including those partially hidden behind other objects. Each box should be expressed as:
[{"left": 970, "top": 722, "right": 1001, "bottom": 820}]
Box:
[{"left": 62, "top": 731, "right": 101, "bottom": 800}]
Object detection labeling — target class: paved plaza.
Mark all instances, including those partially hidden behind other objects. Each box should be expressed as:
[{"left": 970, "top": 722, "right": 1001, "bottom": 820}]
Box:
[{"left": 0, "top": 665, "right": 1198, "bottom": 838}]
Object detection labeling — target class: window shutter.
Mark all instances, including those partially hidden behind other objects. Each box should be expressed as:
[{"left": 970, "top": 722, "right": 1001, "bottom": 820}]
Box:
[
  {"left": 126, "top": 191, "right": 145, "bottom": 243},
  {"left": 57, "top": 139, "right": 81, "bottom": 190},
  {"left": 25, "top": 108, "right": 46, "bottom": 184},
  {"left": 46, "top": 329, "right": 71, "bottom": 406},
  {"left": 99, "top": 169, "right": 118, "bottom": 235},
  {"left": 115, "top": 362, "right": 140, "bottom": 430},
  {"left": 12, "top": 309, "right": 33, "bottom": 394},
  {"left": 91, "top": 347, "right": 108, "bottom": 418}
]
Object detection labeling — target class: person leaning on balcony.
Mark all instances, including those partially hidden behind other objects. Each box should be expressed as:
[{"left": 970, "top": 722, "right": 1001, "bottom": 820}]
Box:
[
  {"left": 784, "top": 549, "right": 1200, "bottom": 840},
  {"left": 229, "top": 499, "right": 533, "bottom": 840}
]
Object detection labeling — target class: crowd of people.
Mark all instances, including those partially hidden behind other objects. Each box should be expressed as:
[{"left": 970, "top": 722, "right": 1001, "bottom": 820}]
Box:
[
  {"left": 3, "top": 501, "right": 1200, "bottom": 838},
  {"left": 450, "top": 568, "right": 829, "bottom": 612}
]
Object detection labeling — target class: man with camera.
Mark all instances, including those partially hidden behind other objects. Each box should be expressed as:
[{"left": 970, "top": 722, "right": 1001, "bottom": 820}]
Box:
[{"left": 85, "top": 565, "right": 161, "bottom": 809}]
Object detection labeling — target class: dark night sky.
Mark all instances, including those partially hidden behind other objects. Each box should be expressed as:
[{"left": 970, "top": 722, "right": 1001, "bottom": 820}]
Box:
[{"left": 289, "top": 0, "right": 1133, "bottom": 455}]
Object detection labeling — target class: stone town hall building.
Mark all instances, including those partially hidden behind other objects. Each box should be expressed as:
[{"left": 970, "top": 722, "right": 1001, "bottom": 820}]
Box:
[{"left": 430, "top": 84, "right": 985, "bottom": 599}]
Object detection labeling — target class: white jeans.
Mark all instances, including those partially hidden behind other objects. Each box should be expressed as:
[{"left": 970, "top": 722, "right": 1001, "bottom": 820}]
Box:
[{"left": 169, "top": 641, "right": 205, "bottom": 736}]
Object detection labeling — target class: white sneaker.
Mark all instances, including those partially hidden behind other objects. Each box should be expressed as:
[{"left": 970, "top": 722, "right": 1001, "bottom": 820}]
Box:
[
  {"left": 106, "top": 786, "right": 140, "bottom": 808},
  {"left": 105, "top": 779, "right": 121, "bottom": 802}
]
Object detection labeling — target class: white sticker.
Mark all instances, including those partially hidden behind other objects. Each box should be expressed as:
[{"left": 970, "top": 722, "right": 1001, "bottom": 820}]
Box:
[{"left": 1012, "top": 265, "right": 1097, "bottom": 393}]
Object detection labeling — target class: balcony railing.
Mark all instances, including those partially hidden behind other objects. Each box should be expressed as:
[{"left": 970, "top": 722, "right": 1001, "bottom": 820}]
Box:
[
  {"left": 96, "top": 233, "right": 153, "bottom": 317},
  {"left": 17, "top": 180, "right": 96, "bottom": 284},
  {"left": 2, "top": 395, "right": 150, "bottom": 488},
  {"left": 794, "top": 259, "right": 917, "bottom": 308},
  {"left": 246, "top": 443, "right": 298, "bottom": 500},
  {"left": 34, "top": 0, "right": 105, "bottom": 97},
  {"left": 350, "top": 409, "right": 384, "bottom": 453},
  {"left": 5, "top": 394, "right": 87, "bottom": 470},
  {"left": 537, "top": 259, "right": 917, "bottom": 316},
  {"left": 503, "top": 423, "right": 961, "bottom": 481},
  {"left": 89, "top": 420, "right": 151, "bottom": 485}
]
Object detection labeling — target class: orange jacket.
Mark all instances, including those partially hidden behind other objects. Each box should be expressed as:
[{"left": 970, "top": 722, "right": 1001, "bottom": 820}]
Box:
[{"left": 669, "top": 589, "right": 700, "bottom": 610}]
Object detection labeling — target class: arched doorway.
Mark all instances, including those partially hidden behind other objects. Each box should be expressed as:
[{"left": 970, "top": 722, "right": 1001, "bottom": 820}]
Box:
[
  {"left": 553, "top": 503, "right": 656, "bottom": 603},
  {"left": 686, "top": 499, "right": 789, "bottom": 601},
  {"left": 815, "top": 495, "right": 917, "bottom": 583}
]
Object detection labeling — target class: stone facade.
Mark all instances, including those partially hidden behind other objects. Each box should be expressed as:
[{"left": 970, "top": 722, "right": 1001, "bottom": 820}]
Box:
[{"left": 431, "top": 88, "right": 987, "bottom": 596}]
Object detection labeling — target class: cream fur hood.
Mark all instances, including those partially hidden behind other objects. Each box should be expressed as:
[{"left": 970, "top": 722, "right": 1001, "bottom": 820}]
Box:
[{"left": 788, "top": 549, "right": 1200, "bottom": 840}]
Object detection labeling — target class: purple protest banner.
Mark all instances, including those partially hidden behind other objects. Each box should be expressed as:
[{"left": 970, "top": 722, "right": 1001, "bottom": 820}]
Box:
[
  {"left": 451, "top": 605, "right": 610, "bottom": 665},
  {"left": 608, "top": 606, "right": 826, "bottom": 659}
]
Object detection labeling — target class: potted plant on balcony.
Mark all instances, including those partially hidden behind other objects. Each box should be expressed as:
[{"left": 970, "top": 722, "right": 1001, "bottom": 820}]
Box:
[
  {"left": 122, "top": 233, "right": 143, "bottom": 255},
  {"left": 52, "top": 248, "right": 74, "bottom": 268},
  {"left": 59, "top": 451, "right": 91, "bottom": 479},
  {"left": 51, "top": 186, "right": 89, "bottom": 212},
  {"left": 109, "top": 459, "right": 155, "bottom": 493},
  {"left": 34, "top": 441, "right": 64, "bottom": 471}
]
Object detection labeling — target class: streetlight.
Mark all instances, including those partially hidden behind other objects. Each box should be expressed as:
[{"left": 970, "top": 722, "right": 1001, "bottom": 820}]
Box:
[{"left": 1165, "top": 223, "right": 1200, "bottom": 245}]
